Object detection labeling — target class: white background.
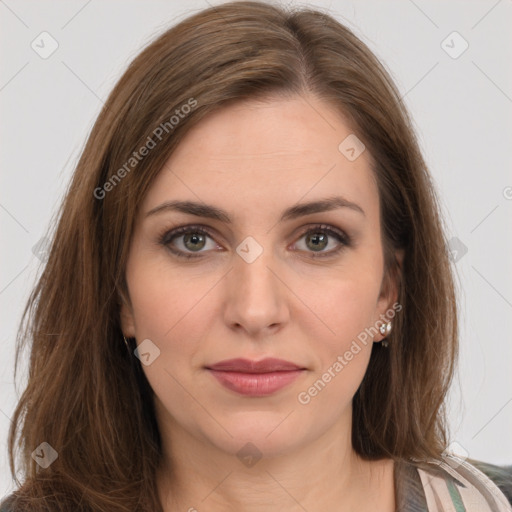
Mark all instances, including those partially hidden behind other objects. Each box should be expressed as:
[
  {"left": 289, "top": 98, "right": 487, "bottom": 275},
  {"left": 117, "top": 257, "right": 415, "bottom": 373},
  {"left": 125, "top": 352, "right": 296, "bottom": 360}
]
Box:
[{"left": 1, "top": 0, "right": 511, "bottom": 497}]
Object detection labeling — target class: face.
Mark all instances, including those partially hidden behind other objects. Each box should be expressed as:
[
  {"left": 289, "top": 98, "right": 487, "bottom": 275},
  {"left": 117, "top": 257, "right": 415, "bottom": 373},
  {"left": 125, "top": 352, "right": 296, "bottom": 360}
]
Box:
[{"left": 121, "top": 94, "right": 400, "bottom": 459}]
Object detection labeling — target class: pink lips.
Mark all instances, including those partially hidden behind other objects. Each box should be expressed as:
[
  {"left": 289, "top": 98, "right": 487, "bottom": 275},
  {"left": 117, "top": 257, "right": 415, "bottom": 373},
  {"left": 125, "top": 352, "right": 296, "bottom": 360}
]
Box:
[{"left": 206, "top": 358, "right": 306, "bottom": 396}]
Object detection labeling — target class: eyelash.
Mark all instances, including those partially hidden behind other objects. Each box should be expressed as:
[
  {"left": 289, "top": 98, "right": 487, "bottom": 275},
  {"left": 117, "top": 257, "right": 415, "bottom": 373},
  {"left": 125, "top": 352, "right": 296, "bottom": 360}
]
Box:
[{"left": 157, "top": 223, "right": 351, "bottom": 260}]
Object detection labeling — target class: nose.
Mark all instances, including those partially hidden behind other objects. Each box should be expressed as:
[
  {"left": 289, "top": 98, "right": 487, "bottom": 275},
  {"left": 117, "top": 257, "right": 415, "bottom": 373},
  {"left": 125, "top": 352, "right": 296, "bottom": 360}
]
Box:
[{"left": 223, "top": 245, "right": 290, "bottom": 338}]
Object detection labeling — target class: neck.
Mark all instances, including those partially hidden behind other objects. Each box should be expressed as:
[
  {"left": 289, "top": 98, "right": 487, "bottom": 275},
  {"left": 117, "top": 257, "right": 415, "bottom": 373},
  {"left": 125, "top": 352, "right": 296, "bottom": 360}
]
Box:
[{"left": 155, "top": 409, "right": 395, "bottom": 512}]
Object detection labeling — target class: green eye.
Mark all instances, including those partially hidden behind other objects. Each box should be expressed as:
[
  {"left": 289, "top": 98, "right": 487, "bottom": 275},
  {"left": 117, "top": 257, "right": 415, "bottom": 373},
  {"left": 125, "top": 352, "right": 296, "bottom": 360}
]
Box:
[
  {"left": 294, "top": 225, "right": 350, "bottom": 258},
  {"left": 159, "top": 225, "right": 216, "bottom": 259},
  {"left": 158, "top": 223, "right": 351, "bottom": 260}
]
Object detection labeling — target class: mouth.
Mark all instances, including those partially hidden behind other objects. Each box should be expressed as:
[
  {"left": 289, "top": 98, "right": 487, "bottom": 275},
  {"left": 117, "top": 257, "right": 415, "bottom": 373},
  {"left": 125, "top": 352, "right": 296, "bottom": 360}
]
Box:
[{"left": 205, "top": 358, "right": 307, "bottom": 397}]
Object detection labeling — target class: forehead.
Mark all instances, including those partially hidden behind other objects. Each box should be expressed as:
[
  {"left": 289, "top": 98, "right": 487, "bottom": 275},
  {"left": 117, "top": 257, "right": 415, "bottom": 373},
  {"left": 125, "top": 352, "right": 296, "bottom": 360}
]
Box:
[{"left": 141, "top": 95, "right": 379, "bottom": 224}]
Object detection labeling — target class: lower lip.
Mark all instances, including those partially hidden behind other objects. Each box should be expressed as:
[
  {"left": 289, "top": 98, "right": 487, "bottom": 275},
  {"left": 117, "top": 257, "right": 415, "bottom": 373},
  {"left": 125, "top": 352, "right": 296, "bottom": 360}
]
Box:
[{"left": 207, "top": 369, "right": 304, "bottom": 396}]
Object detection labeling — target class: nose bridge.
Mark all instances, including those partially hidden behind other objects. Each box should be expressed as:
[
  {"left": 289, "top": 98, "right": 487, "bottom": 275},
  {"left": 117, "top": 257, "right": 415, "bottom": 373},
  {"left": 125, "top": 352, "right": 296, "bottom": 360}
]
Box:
[
  {"left": 233, "top": 238, "right": 279, "bottom": 303},
  {"left": 225, "top": 236, "right": 288, "bottom": 333}
]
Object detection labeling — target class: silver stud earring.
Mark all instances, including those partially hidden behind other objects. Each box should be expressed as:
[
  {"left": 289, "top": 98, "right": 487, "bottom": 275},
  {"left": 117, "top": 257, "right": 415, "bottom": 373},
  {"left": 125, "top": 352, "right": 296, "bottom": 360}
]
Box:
[{"left": 379, "top": 322, "right": 392, "bottom": 347}]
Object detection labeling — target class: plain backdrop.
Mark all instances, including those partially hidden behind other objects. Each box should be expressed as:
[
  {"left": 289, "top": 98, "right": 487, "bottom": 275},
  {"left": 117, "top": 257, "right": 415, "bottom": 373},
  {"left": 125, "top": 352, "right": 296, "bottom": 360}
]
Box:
[{"left": 1, "top": 0, "right": 511, "bottom": 496}]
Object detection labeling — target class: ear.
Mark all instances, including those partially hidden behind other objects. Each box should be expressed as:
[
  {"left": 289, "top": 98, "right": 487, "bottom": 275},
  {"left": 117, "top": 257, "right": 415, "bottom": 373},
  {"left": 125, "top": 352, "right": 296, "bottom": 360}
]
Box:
[
  {"left": 374, "top": 248, "right": 404, "bottom": 341},
  {"left": 119, "top": 289, "right": 136, "bottom": 338}
]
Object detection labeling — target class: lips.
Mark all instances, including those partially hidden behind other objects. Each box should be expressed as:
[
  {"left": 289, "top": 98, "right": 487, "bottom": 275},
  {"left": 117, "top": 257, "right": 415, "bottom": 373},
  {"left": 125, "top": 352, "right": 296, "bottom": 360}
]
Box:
[
  {"left": 207, "top": 358, "right": 304, "bottom": 373},
  {"left": 205, "top": 358, "right": 306, "bottom": 396}
]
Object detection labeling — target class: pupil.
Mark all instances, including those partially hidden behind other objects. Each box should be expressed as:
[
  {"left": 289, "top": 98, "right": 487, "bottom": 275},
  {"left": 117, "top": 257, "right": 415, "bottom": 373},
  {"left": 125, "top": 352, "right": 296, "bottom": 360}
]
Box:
[
  {"left": 307, "top": 233, "right": 327, "bottom": 251},
  {"left": 184, "top": 233, "right": 205, "bottom": 251}
]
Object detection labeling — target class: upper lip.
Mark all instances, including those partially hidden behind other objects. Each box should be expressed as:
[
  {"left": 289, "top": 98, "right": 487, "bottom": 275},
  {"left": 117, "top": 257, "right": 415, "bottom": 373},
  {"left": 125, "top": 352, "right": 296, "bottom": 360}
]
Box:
[{"left": 206, "top": 358, "right": 305, "bottom": 373}]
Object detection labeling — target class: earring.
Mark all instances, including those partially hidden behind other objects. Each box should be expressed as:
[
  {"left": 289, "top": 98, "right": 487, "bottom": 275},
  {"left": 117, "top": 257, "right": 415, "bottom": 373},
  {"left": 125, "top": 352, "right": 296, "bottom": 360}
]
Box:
[
  {"left": 379, "top": 322, "right": 392, "bottom": 347},
  {"left": 123, "top": 335, "right": 131, "bottom": 351}
]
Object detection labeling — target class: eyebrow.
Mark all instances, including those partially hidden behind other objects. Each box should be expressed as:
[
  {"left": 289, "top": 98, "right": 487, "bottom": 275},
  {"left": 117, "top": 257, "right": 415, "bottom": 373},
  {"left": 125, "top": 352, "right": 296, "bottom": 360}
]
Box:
[{"left": 145, "top": 195, "right": 365, "bottom": 222}]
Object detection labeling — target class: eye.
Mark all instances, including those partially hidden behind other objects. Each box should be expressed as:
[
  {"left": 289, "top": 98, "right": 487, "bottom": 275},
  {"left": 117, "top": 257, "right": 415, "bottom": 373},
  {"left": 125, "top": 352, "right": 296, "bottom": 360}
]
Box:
[
  {"left": 292, "top": 224, "right": 351, "bottom": 258},
  {"left": 158, "top": 223, "right": 351, "bottom": 260},
  {"left": 158, "top": 225, "right": 219, "bottom": 259}
]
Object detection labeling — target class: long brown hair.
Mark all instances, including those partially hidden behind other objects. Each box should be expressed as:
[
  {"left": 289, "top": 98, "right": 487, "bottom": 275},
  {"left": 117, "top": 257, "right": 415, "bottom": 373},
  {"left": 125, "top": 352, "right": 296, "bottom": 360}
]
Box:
[{"left": 5, "top": 1, "right": 457, "bottom": 510}]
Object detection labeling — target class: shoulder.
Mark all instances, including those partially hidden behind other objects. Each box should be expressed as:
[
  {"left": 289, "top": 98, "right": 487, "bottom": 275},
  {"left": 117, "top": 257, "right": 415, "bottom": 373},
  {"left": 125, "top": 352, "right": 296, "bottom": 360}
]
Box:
[
  {"left": 415, "top": 455, "right": 512, "bottom": 511},
  {"left": 468, "top": 459, "right": 512, "bottom": 505}
]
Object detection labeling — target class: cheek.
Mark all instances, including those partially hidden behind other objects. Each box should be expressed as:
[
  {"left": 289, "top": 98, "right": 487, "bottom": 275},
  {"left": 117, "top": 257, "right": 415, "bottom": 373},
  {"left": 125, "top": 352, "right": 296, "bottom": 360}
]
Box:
[
  {"left": 299, "top": 260, "right": 383, "bottom": 346},
  {"left": 295, "top": 278, "right": 379, "bottom": 415},
  {"left": 129, "top": 274, "right": 182, "bottom": 341},
  {"left": 292, "top": 257, "right": 383, "bottom": 402},
  {"left": 329, "top": 280, "right": 380, "bottom": 342},
  {"left": 322, "top": 282, "right": 376, "bottom": 373},
  {"left": 125, "top": 252, "right": 220, "bottom": 360},
  {"left": 125, "top": 258, "right": 211, "bottom": 402}
]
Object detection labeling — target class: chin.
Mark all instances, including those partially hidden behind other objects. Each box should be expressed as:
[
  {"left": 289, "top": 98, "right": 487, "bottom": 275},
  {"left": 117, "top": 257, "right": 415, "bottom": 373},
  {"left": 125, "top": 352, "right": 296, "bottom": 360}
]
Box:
[{"left": 199, "top": 410, "right": 314, "bottom": 460}]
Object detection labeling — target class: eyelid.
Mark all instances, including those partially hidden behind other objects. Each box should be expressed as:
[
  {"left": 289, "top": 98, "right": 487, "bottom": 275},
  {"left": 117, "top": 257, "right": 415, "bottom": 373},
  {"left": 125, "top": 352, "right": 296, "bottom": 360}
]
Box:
[
  {"left": 157, "top": 222, "right": 351, "bottom": 259},
  {"left": 157, "top": 224, "right": 221, "bottom": 259},
  {"left": 293, "top": 223, "right": 349, "bottom": 243},
  {"left": 290, "top": 223, "right": 351, "bottom": 258},
  {"left": 158, "top": 224, "right": 217, "bottom": 245}
]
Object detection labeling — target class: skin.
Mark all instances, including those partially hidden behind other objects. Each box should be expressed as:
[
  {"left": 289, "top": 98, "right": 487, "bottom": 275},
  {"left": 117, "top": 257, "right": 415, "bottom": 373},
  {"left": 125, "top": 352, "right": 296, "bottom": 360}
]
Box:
[{"left": 121, "top": 94, "right": 401, "bottom": 511}]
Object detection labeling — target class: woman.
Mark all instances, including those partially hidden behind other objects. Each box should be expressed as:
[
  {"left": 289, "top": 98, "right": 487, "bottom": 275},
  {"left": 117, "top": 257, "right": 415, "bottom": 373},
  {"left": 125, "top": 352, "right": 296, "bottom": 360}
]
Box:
[{"left": 1, "top": 1, "right": 511, "bottom": 511}]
